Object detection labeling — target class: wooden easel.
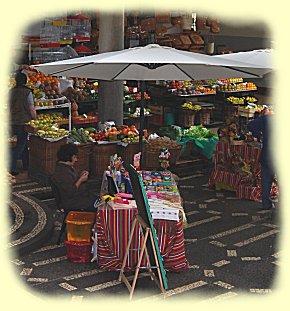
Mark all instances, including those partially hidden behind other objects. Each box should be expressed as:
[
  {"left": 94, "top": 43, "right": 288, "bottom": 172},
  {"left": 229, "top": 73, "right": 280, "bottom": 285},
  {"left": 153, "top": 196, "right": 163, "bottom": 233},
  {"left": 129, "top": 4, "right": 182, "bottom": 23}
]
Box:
[{"left": 118, "top": 214, "right": 166, "bottom": 300}]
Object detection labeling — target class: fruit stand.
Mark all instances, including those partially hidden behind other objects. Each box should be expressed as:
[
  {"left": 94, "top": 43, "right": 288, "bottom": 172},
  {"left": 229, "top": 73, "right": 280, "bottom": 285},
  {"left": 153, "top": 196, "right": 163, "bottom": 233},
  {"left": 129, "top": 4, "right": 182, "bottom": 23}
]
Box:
[{"left": 9, "top": 66, "right": 271, "bottom": 190}]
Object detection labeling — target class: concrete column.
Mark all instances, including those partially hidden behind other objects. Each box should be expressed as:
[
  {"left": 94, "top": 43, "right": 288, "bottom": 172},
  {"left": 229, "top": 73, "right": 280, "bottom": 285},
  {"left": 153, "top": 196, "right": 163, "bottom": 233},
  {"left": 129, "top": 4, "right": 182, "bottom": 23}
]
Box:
[{"left": 98, "top": 12, "right": 124, "bottom": 125}]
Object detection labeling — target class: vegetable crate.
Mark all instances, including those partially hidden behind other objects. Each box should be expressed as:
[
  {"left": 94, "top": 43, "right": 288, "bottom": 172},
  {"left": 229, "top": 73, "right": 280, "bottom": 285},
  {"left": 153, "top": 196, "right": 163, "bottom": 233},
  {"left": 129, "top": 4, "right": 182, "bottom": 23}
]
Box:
[
  {"left": 180, "top": 111, "right": 196, "bottom": 127},
  {"left": 73, "top": 143, "right": 92, "bottom": 174},
  {"left": 198, "top": 107, "right": 213, "bottom": 125},
  {"left": 90, "top": 143, "right": 117, "bottom": 179},
  {"left": 28, "top": 135, "right": 67, "bottom": 175},
  {"left": 238, "top": 107, "right": 255, "bottom": 118}
]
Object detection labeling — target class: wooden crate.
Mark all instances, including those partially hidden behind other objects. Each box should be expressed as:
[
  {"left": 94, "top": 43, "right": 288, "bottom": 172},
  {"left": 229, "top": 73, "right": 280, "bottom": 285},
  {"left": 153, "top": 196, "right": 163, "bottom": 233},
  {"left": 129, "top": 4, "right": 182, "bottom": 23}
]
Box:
[
  {"left": 238, "top": 107, "right": 255, "bottom": 118},
  {"left": 148, "top": 105, "right": 163, "bottom": 126}
]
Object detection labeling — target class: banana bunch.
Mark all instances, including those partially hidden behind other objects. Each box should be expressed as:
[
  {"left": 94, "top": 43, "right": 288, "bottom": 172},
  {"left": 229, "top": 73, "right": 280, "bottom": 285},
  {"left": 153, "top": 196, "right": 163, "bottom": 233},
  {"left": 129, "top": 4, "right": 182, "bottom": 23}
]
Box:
[
  {"left": 227, "top": 96, "right": 245, "bottom": 105},
  {"left": 36, "top": 128, "right": 69, "bottom": 139},
  {"left": 245, "top": 96, "right": 258, "bottom": 103},
  {"left": 181, "top": 102, "right": 202, "bottom": 111}
]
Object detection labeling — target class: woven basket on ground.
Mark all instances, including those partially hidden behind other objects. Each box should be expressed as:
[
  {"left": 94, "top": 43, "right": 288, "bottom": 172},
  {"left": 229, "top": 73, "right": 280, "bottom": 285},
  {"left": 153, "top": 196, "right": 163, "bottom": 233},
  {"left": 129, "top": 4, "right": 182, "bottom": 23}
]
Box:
[{"left": 142, "top": 137, "right": 182, "bottom": 170}]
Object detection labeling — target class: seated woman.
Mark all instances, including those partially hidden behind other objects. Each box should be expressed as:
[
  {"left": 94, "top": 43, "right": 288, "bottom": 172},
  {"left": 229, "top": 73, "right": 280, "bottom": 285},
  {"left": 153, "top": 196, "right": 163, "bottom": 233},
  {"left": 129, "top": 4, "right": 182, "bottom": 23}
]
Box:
[{"left": 52, "top": 143, "right": 97, "bottom": 212}]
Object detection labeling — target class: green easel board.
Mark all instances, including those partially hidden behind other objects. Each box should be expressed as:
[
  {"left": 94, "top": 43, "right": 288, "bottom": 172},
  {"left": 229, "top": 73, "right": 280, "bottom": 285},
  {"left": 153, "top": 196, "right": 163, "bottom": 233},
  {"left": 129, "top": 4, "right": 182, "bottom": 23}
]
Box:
[{"left": 125, "top": 164, "right": 168, "bottom": 290}]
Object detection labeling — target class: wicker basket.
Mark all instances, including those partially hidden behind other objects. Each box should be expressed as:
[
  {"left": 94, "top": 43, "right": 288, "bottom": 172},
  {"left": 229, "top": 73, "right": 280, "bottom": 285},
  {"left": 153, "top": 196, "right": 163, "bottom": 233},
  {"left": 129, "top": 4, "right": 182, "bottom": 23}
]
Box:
[
  {"left": 142, "top": 144, "right": 182, "bottom": 170},
  {"left": 90, "top": 143, "right": 117, "bottom": 179},
  {"left": 28, "top": 135, "right": 67, "bottom": 175},
  {"left": 74, "top": 143, "right": 92, "bottom": 174},
  {"left": 117, "top": 143, "right": 140, "bottom": 165}
]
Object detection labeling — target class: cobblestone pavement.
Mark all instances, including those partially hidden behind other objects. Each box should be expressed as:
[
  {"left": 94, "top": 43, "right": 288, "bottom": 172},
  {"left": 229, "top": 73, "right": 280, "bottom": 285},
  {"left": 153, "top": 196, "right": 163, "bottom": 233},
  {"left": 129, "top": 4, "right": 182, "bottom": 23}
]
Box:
[{"left": 8, "top": 169, "right": 280, "bottom": 304}]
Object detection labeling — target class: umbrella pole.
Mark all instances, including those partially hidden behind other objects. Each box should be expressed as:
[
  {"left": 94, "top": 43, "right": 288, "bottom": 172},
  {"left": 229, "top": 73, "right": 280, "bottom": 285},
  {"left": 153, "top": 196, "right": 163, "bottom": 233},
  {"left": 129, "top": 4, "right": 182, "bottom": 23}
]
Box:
[{"left": 138, "top": 81, "right": 145, "bottom": 166}]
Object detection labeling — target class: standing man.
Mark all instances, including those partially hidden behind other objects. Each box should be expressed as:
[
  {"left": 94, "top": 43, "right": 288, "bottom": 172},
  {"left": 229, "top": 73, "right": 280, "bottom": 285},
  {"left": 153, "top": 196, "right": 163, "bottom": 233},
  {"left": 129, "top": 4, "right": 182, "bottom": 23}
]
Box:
[
  {"left": 247, "top": 109, "right": 276, "bottom": 210},
  {"left": 9, "top": 71, "right": 36, "bottom": 176}
]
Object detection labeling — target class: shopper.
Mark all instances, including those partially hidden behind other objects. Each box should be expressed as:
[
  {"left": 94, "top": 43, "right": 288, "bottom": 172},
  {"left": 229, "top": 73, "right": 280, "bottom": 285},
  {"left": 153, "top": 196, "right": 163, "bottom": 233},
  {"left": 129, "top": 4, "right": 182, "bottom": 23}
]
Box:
[
  {"left": 247, "top": 110, "right": 276, "bottom": 210},
  {"left": 52, "top": 143, "right": 97, "bottom": 213},
  {"left": 9, "top": 71, "right": 36, "bottom": 175}
]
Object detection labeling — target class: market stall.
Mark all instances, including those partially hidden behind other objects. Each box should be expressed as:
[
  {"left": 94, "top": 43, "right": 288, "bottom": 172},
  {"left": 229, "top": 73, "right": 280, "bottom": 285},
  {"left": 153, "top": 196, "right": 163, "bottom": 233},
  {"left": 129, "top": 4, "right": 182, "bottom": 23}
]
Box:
[
  {"left": 208, "top": 141, "right": 278, "bottom": 202},
  {"left": 96, "top": 206, "right": 188, "bottom": 271},
  {"left": 94, "top": 158, "right": 188, "bottom": 271}
]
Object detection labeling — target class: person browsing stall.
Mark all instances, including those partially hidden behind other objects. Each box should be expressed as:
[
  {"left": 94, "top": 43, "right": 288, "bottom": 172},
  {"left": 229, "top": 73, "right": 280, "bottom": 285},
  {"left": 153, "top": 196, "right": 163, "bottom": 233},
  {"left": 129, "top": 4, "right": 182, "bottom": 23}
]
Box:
[
  {"left": 247, "top": 109, "right": 276, "bottom": 210},
  {"left": 52, "top": 143, "right": 97, "bottom": 212},
  {"left": 9, "top": 71, "right": 37, "bottom": 175}
]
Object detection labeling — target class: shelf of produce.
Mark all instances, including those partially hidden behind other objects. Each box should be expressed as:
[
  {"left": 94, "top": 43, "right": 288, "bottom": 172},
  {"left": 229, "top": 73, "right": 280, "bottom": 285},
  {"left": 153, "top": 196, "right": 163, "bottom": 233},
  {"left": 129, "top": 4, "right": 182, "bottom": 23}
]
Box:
[
  {"left": 172, "top": 93, "right": 216, "bottom": 97},
  {"left": 217, "top": 89, "right": 257, "bottom": 93},
  {"left": 35, "top": 103, "right": 71, "bottom": 131}
]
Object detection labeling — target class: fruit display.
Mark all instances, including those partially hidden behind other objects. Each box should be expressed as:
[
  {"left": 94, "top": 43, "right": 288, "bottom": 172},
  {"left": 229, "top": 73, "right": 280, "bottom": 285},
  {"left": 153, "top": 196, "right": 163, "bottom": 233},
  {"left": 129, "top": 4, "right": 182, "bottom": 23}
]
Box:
[
  {"left": 181, "top": 102, "right": 202, "bottom": 111},
  {"left": 219, "top": 78, "right": 243, "bottom": 84},
  {"left": 62, "top": 78, "right": 98, "bottom": 102},
  {"left": 89, "top": 130, "right": 107, "bottom": 142},
  {"left": 85, "top": 124, "right": 147, "bottom": 144},
  {"left": 28, "top": 113, "right": 68, "bottom": 129},
  {"left": 25, "top": 68, "right": 69, "bottom": 105},
  {"left": 164, "top": 80, "right": 216, "bottom": 96},
  {"left": 237, "top": 103, "right": 269, "bottom": 118},
  {"left": 216, "top": 82, "right": 257, "bottom": 92},
  {"left": 192, "top": 79, "right": 219, "bottom": 86},
  {"left": 226, "top": 96, "right": 258, "bottom": 105}
]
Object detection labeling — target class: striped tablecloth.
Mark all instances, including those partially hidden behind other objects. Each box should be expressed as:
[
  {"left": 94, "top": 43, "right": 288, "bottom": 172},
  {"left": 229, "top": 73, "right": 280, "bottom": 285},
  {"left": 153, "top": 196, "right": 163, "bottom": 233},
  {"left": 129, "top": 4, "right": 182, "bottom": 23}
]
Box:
[
  {"left": 208, "top": 141, "right": 278, "bottom": 202},
  {"left": 95, "top": 207, "right": 189, "bottom": 272}
]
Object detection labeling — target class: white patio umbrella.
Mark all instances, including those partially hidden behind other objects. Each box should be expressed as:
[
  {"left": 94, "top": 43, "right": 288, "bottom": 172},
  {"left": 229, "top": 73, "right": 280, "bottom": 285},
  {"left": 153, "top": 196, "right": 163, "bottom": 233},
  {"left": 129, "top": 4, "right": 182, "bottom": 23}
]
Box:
[
  {"left": 33, "top": 44, "right": 270, "bottom": 155},
  {"left": 214, "top": 49, "right": 274, "bottom": 70},
  {"left": 33, "top": 44, "right": 269, "bottom": 80}
]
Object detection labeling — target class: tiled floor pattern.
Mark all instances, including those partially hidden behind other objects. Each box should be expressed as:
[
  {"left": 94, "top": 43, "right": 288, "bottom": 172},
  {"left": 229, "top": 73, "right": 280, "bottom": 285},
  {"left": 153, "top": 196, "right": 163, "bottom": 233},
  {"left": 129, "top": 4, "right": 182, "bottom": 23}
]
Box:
[{"left": 9, "top": 170, "right": 280, "bottom": 302}]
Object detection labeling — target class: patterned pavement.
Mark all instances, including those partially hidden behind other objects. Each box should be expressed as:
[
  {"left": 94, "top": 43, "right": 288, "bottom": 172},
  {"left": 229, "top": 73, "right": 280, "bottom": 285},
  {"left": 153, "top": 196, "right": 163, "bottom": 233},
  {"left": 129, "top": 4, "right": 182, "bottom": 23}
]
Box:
[{"left": 8, "top": 168, "right": 280, "bottom": 303}]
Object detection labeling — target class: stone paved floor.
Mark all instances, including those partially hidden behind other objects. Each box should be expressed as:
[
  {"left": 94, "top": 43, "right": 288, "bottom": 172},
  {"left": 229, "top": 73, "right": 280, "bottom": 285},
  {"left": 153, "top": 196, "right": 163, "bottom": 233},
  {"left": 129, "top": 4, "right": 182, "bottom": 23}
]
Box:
[{"left": 8, "top": 168, "right": 280, "bottom": 303}]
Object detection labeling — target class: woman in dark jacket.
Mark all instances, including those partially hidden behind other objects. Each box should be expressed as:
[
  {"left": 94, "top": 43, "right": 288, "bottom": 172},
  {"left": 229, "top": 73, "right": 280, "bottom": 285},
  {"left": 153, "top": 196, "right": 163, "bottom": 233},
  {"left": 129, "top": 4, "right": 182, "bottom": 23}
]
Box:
[
  {"left": 9, "top": 71, "right": 36, "bottom": 175},
  {"left": 247, "top": 111, "right": 276, "bottom": 210},
  {"left": 52, "top": 143, "right": 96, "bottom": 212}
]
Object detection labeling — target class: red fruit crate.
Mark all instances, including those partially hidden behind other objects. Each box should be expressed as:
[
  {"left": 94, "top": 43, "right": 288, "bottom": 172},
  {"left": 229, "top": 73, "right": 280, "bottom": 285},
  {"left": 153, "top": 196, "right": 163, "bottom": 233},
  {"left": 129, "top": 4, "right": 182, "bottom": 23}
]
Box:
[{"left": 64, "top": 240, "right": 92, "bottom": 263}]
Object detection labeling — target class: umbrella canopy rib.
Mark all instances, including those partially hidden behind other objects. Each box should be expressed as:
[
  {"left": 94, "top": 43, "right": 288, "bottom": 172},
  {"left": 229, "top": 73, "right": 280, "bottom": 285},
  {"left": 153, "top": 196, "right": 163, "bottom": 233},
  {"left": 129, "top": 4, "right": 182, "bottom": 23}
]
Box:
[
  {"left": 49, "top": 62, "right": 95, "bottom": 76},
  {"left": 173, "top": 64, "right": 195, "bottom": 80},
  {"left": 111, "top": 64, "right": 131, "bottom": 80},
  {"left": 223, "top": 66, "right": 262, "bottom": 78}
]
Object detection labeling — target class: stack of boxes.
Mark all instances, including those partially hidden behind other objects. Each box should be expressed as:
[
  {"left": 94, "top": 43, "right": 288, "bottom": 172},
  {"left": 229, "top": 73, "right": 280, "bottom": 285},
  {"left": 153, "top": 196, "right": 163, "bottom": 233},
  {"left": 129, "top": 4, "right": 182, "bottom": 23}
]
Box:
[{"left": 64, "top": 211, "right": 96, "bottom": 262}]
